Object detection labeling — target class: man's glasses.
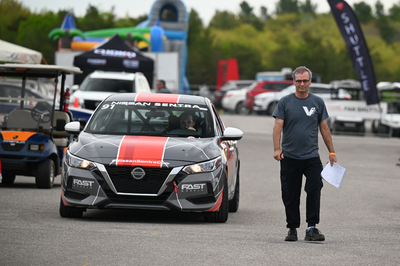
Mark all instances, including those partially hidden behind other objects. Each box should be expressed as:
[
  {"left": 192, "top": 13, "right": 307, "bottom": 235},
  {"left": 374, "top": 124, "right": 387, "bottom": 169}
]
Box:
[
  {"left": 180, "top": 120, "right": 193, "bottom": 124},
  {"left": 294, "top": 79, "right": 310, "bottom": 85}
]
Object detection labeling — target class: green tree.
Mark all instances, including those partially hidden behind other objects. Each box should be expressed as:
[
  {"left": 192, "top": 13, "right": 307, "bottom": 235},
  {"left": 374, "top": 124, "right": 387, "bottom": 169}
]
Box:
[
  {"left": 17, "top": 12, "right": 60, "bottom": 64},
  {"left": 388, "top": 2, "right": 400, "bottom": 21},
  {"left": 260, "top": 6, "right": 269, "bottom": 20},
  {"left": 115, "top": 14, "right": 148, "bottom": 28},
  {"left": 77, "top": 5, "right": 115, "bottom": 31},
  {"left": 275, "top": 0, "right": 300, "bottom": 15},
  {"left": 0, "top": 0, "right": 30, "bottom": 43},
  {"left": 300, "top": 0, "right": 317, "bottom": 14},
  {"left": 187, "top": 9, "right": 217, "bottom": 86},
  {"left": 354, "top": 2, "right": 373, "bottom": 23},
  {"left": 209, "top": 10, "right": 240, "bottom": 29}
]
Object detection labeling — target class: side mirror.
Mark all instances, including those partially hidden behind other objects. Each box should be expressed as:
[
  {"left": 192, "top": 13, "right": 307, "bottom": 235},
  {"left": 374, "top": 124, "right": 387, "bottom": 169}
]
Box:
[
  {"left": 221, "top": 127, "right": 243, "bottom": 141},
  {"left": 71, "top": 85, "right": 79, "bottom": 93},
  {"left": 65, "top": 121, "right": 81, "bottom": 134}
]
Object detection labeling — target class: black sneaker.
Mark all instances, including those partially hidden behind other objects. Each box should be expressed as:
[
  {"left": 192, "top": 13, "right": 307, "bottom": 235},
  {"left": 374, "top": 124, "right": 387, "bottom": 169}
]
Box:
[
  {"left": 285, "top": 228, "right": 298, "bottom": 241},
  {"left": 305, "top": 228, "right": 325, "bottom": 241}
]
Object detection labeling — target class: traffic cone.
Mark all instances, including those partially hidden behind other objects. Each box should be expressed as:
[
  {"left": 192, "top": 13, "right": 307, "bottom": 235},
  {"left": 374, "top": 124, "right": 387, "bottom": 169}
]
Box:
[{"left": 73, "top": 97, "right": 79, "bottom": 108}]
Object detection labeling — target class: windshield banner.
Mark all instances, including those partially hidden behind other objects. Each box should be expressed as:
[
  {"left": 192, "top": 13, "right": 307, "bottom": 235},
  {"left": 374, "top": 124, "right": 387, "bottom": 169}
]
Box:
[{"left": 328, "top": 0, "right": 379, "bottom": 105}]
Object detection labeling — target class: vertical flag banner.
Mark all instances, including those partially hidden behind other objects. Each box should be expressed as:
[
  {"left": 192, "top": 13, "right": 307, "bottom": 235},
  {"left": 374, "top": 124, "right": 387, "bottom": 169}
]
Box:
[{"left": 328, "top": 0, "right": 379, "bottom": 105}]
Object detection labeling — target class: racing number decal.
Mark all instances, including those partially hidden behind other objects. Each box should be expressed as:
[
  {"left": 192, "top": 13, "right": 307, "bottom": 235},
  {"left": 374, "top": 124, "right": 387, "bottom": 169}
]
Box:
[{"left": 116, "top": 136, "right": 169, "bottom": 168}]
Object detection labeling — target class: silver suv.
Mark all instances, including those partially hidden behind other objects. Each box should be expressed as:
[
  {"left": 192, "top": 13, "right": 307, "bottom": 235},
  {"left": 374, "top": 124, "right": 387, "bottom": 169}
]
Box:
[{"left": 71, "top": 71, "right": 151, "bottom": 110}]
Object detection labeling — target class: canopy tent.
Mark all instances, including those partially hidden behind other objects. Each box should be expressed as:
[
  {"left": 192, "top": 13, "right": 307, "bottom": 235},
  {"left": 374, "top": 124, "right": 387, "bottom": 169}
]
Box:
[
  {"left": 73, "top": 35, "right": 154, "bottom": 86},
  {"left": 0, "top": 40, "right": 42, "bottom": 64}
]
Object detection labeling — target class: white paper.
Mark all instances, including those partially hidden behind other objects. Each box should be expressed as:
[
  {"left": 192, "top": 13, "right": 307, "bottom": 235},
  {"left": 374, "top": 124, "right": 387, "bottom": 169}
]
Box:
[{"left": 321, "top": 162, "right": 346, "bottom": 188}]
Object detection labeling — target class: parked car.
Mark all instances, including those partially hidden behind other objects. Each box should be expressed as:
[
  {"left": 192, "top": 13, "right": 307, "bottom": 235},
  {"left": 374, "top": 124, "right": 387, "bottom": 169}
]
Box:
[
  {"left": 60, "top": 93, "right": 243, "bottom": 222},
  {"left": 1, "top": 77, "right": 55, "bottom": 98},
  {"left": 244, "top": 80, "right": 293, "bottom": 111},
  {"left": 253, "top": 83, "right": 351, "bottom": 115},
  {"left": 221, "top": 82, "right": 256, "bottom": 115},
  {"left": 326, "top": 79, "right": 368, "bottom": 134},
  {"left": 0, "top": 64, "right": 84, "bottom": 188},
  {"left": 213, "top": 80, "right": 255, "bottom": 110},
  {"left": 70, "top": 70, "right": 151, "bottom": 110}
]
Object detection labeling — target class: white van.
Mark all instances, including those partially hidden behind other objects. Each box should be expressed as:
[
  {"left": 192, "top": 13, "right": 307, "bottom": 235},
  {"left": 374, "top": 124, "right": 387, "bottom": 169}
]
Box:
[{"left": 71, "top": 71, "right": 151, "bottom": 110}]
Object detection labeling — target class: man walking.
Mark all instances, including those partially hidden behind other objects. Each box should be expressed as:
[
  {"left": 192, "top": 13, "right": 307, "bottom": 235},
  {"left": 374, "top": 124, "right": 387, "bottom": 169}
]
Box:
[
  {"left": 272, "top": 66, "right": 337, "bottom": 241},
  {"left": 156, "top": 79, "right": 171, "bottom": 93}
]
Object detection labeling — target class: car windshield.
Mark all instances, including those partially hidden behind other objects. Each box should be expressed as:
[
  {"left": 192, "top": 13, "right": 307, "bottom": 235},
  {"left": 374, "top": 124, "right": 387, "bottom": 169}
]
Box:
[
  {"left": 80, "top": 78, "right": 135, "bottom": 93},
  {"left": 85, "top": 101, "right": 215, "bottom": 138}
]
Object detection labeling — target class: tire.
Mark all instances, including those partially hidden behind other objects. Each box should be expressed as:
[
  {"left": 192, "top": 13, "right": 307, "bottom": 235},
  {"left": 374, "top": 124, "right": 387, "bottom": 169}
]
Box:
[
  {"left": 35, "top": 158, "right": 55, "bottom": 189},
  {"left": 205, "top": 177, "right": 229, "bottom": 223},
  {"left": 59, "top": 198, "right": 84, "bottom": 218},
  {"left": 235, "top": 102, "right": 250, "bottom": 115},
  {"left": 378, "top": 123, "right": 389, "bottom": 134},
  {"left": 266, "top": 102, "right": 278, "bottom": 115},
  {"left": 1, "top": 173, "right": 16, "bottom": 185},
  {"left": 229, "top": 169, "right": 240, "bottom": 213}
]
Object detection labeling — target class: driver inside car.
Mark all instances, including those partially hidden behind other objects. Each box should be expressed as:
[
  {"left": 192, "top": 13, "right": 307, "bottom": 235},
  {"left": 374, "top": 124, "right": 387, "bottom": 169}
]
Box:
[{"left": 179, "top": 112, "right": 196, "bottom": 131}]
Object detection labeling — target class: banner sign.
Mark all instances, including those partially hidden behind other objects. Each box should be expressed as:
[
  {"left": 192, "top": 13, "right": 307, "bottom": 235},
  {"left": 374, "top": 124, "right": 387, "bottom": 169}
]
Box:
[{"left": 328, "top": 0, "right": 379, "bottom": 105}]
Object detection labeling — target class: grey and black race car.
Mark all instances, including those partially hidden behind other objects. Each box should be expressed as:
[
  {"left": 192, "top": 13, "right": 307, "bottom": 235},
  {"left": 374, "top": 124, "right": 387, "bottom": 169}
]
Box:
[{"left": 60, "top": 93, "right": 243, "bottom": 222}]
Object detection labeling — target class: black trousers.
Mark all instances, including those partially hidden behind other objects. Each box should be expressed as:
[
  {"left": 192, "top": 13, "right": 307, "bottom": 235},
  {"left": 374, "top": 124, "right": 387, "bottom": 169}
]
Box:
[{"left": 280, "top": 156, "right": 323, "bottom": 229}]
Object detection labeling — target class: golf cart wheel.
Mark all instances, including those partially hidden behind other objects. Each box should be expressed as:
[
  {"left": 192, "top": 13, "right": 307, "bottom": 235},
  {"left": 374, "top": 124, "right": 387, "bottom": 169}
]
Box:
[
  {"left": 59, "top": 198, "right": 84, "bottom": 218},
  {"left": 1, "top": 173, "right": 16, "bottom": 185},
  {"left": 35, "top": 159, "right": 55, "bottom": 189}
]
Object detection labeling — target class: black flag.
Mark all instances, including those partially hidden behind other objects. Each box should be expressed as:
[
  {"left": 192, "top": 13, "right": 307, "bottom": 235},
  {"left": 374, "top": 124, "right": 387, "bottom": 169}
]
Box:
[{"left": 328, "top": 0, "right": 379, "bottom": 105}]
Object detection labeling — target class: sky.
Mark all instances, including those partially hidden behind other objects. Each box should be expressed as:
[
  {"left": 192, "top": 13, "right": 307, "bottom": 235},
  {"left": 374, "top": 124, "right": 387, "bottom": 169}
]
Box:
[{"left": 20, "top": 0, "right": 399, "bottom": 25}]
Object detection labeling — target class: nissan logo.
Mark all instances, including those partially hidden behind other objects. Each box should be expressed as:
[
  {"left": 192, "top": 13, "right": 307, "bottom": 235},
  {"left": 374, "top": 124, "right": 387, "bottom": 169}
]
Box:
[{"left": 131, "top": 167, "right": 146, "bottom": 180}]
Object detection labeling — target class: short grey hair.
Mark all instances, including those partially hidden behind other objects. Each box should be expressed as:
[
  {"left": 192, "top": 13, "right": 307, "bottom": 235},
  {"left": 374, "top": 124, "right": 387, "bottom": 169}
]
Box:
[{"left": 292, "top": 66, "right": 312, "bottom": 80}]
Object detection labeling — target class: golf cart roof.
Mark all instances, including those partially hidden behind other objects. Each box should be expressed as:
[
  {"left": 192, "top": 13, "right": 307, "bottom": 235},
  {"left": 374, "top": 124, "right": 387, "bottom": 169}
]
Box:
[
  {"left": 330, "top": 79, "right": 362, "bottom": 90},
  {"left": 0, "top": 63, "right": 82, "bottom": 78}
]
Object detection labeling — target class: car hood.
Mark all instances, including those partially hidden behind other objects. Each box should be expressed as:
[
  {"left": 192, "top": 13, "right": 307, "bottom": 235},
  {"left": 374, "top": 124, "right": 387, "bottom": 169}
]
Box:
[{"left": 69, "top": 132, "right": 221, "bottom": 168}]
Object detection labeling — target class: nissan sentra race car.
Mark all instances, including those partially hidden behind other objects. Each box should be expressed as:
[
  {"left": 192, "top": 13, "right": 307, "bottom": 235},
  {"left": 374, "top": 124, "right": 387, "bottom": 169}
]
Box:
[{"left": 60, "top": 93, "right": 243, "bottom": 222}]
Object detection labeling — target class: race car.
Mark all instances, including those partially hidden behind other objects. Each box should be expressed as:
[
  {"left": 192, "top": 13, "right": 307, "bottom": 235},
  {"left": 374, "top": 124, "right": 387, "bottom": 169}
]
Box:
[{"left": 60, "top": 93, "right": 243, "bottom": 223}]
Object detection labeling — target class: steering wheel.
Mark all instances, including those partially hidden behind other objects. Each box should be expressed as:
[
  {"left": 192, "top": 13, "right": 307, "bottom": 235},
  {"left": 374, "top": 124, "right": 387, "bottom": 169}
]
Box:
[{"left": 31, "top": 102, "right": 51, "bottom": 123}]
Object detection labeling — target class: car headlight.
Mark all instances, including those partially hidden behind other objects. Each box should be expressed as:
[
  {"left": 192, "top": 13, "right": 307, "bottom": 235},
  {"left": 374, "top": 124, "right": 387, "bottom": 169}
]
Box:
[
  {"left": 182, "top": 157, "right": 221, "bottom": 174},
  {"left": 65, "top": 150, "right": 96, "bottom": 170}
]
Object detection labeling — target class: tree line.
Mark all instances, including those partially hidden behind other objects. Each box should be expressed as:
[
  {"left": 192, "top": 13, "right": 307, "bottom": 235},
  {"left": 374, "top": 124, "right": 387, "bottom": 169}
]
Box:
[{"left": 1, "top": 0, "right": 400, "bottom": 87}]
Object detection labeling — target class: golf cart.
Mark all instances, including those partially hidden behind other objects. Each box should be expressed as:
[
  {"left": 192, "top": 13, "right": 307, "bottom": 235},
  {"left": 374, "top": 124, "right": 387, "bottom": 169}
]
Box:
[{"left": 0, "top": 64, "right": 85, "bottom": 188}]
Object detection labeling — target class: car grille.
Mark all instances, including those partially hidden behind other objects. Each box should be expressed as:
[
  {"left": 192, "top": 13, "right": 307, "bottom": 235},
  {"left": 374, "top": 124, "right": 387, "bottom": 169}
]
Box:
[
  {"left": 105, "top": 166, "right": 172, "bottom": 194},
  {"left": 1, "top": 143, "right": 25, "bottom": 151}
]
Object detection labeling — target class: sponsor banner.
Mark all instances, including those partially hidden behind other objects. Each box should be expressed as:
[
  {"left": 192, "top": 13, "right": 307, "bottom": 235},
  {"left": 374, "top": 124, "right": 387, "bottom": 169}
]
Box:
[
  {"left": 87, "top": 58, "right": 107, "bottom": 66},
  {"left": 93, "top": 48, "right": 136, "bottom": 59},
  {"left": 328, "top": 0, "right": 379, "bottom": 105},
  {"left": 325, "top": 100, "right": 387, "bottom": 119},
  {"left": 122, "top": 59, "right": 139, "bottom": 69},
  {"left": 116, "top": 136, "right": 168, "bottom": 167}
]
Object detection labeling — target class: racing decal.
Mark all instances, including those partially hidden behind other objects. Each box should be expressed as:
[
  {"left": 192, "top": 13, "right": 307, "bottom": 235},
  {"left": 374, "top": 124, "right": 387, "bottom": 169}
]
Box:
[
  {"left": 135, "top": 93, "right": 180, "bottom": 103},
  {"left": 116, "top": 136, "right": 169, "bottom": 168},
  {"left": 1, "top": 131, "right": 35, "bottom": 142},
  {"left": 206, "top": 189, "right": 224, "bottom": 212}
]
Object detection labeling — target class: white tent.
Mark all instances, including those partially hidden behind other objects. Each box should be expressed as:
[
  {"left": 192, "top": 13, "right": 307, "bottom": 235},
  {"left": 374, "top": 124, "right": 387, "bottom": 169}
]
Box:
[{"left": 0, "top": 40, "right": 42, "bottom": 64}]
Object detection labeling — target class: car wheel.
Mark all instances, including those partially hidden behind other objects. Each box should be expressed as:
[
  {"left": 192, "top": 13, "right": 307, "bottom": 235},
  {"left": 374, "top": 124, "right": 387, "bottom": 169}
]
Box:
[
  {"left": 59, "top": 198, "right": 84, "bottom": 218},
  {"left": 235, "top": 102, "right": 250, "bottom": 115},
  {"left": 1, "top": 173, "right": 16, "bottom": 185},
  {"left": 378, "top": 123, "right": 389, "bottom": 134},
  {"left": 229, "top": 168, "right": 240, "bottom": 212},
  {"left": 35, "top": 158, "right": 55, "bottom": 189},
  {"left": 266, "top": 102, "right": 278, "bottom": 115},
  {"left": 205, "top": 177, "right": 229, "bottom": 223}
]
